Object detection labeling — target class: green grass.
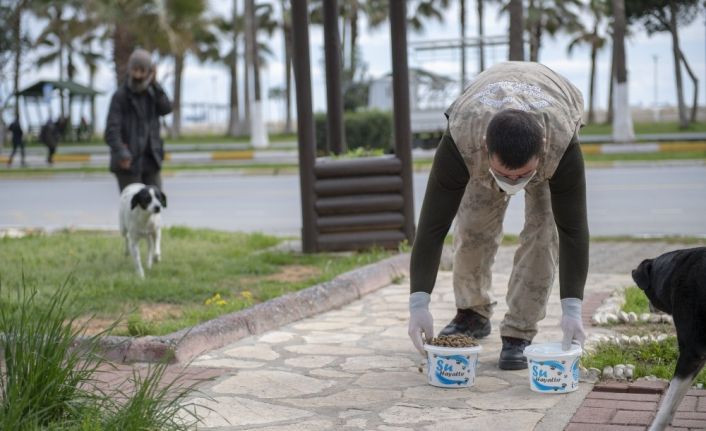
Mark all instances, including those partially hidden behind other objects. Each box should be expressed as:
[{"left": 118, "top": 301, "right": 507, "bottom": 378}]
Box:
[
  {"left": 621, "top": 286, "right": 651, "bottom": 314},
  {"left": 583, "top": 151, "right": 706, "bottom": 163},
  {"left": 583, "top": 338, "right": 706, "bottom": 386},
  {"left": 0, "top": 228, "right": 390, "bottom": 336},
  {"left": 581, "top": 121, "right": 706, "bottom": 135}
]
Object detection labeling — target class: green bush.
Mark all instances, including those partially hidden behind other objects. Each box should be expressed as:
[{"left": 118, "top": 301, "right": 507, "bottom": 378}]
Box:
[{"left": 315, "top": 110, "right": 393, "bottom": 155}]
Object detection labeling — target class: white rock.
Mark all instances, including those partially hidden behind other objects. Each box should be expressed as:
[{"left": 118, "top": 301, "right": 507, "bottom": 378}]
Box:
[
  {"left": 640, "top": 336, "right": 650, "bottom": 343},
  {"left": 649, "top": 314, "right": 663, "bottom": 323},
  {"left": 625, "top": 368, "right": 634, "bottom": 380},
  {"left": 639, "top": 313, "right": 651, "bottom": 322},
  {"left": 618, "top": 311, "right": 629, "bottom": 323},
  {"left": 661, "top": 314, "right": 673, "bottom": 324},
  {"left": 614, "top": 364, "right": 625, "bottom": 379},
  {"left": 605, "top": 314, "right": 619, "bottom": 324},
  {"left": 591, "top": 314, "right": 604, "bottom": 325},
  {"left": 620, "top": 335, "right": 631, "bottom": 345},
  {"left": 627, "top": 312, "right": 638, "bottom": 323},
  {"left": 657, "top": 334, "right": 669, "bottom": 342},
  {"left": 629, "top": 335, "right": 642, "bottom": 345},
  {"left": 602, "top": 366, "right": 614, "bottom": 379}
]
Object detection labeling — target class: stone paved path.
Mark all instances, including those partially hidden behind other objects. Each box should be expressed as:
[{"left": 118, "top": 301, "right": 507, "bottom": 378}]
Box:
[{"left": 175, "top": 242, "right": 702, "bottom": 430}]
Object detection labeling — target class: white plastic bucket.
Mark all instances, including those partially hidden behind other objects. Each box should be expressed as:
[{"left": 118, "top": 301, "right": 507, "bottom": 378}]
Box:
[
  {"left": 523, "top": 342, "right": 582, "bottom": 394},
  {"left": 423, "top": 344, "right": 482, "bottom": 388}
]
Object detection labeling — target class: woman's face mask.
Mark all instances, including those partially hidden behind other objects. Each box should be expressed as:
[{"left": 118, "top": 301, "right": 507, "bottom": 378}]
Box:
[{"left": 489, "top": 168, "right": 536, "bottom": 195}]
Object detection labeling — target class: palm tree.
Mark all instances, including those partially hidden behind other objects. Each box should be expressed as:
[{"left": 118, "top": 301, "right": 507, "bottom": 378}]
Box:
[
  {"left": 152, "top": 0, "right": 219, "bottom": 138},
  {"left": 84, "top": 0, "right": 163, "bottom": 86},
  {"left": 525, "top": 0, "right": 583, "bottom": 62},
  {"left": 567, "top": 0, "right": 608, "bottom": 124},
  {"left": 4, "top": 0, "right": 29, "bottom": 120},
  {"left": 33, "top": 1, "right": 74, "bottom": 119}
]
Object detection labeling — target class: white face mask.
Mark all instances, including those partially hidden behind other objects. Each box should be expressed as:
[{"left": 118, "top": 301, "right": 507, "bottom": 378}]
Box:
[{"left": 489, "top": 168, "right": 536, "bottom": 195}]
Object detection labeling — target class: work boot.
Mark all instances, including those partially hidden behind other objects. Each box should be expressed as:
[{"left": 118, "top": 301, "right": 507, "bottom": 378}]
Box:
[
  {"left": 498, "top": 336, "right": 532, "bottom": 370},
  {"left": 439, "top": 308, "right": 491, "bottom": 339}
]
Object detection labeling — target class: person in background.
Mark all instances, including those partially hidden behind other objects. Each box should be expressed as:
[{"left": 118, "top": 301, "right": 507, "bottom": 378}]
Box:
[
  {"left": 7, "top": 117, "right": 26, "bottom": 167},
  {"left": 104, "top": 48, "right": 172, "bottom": 192},
  {"left": 39, "top": 118, "right": 58, "bottom": 165}
]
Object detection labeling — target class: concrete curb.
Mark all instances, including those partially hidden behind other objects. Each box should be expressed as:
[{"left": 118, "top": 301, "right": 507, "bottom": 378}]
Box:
[
  {"left": 90, "top": 252, "right": 410, "bottom": 364},
  {"left": 2, "top": 140, "right": 704, "bottom": 167}
]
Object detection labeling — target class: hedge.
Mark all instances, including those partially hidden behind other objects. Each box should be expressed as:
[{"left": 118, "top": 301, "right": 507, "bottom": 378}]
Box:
[{"left": 314, "top": 110, "right": 393, "bottom": 155}]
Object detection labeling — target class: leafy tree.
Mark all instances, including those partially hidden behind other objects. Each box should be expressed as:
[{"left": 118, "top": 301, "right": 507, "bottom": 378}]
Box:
[{"left": 625, "top": 0, "right": 701, "bottom": 128}]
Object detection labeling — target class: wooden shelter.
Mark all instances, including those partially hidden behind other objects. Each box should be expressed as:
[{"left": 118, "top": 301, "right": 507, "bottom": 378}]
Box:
[{"left": 290, "top": 0, "right": 415, "bottom": 252}]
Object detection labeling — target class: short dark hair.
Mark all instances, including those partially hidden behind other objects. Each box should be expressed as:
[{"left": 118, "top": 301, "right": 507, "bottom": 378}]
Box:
[{"left": 485, "top": 109, "right": 543, "bottom": 169}]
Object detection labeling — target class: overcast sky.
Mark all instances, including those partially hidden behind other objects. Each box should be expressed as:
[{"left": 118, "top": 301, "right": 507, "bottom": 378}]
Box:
[{"left": 9, "top": 1, "right": 706, "bottom": 132}]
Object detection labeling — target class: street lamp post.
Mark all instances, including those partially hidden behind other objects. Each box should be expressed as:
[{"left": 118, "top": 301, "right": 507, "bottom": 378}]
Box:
[{"left": 653, "top": 54, "right": 659, "bottom": 121}]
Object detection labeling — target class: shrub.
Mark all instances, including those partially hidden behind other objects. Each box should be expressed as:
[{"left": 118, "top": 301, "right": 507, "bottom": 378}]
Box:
[{"left": 315, "top": 110, "right": 393, "bottom": 155}]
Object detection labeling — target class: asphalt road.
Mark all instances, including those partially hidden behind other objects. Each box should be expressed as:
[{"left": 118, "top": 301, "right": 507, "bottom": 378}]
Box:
[{"left": 1, "top": 164, "right": 705, "bottom": 237}]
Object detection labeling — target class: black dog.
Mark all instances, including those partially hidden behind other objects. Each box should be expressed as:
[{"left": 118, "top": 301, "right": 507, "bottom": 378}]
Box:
[{"left": 632, "top": 247, "right": 706, "bottom": 431}]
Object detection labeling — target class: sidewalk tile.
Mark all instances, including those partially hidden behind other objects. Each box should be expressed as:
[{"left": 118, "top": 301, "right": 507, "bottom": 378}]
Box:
[
  {"left": 570, "top": 406, "right": 616, "bottom": 423},
  {"left": 566, "top": 424, "right": 644, "bottom": 431},
  {"left": 588, "top": 391, "right": 661, "bottom": 402},
  {"left": 612, "top": 409, "right": 654, "bottom": 425},
  {"left": 583, "top": 399, "right": 657, "bottom": 411}
]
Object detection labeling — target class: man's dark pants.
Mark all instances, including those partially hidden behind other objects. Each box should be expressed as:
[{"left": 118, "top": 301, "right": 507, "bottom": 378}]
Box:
[{"left": 115, "top": 155, "right": 162, "bottom": 192}]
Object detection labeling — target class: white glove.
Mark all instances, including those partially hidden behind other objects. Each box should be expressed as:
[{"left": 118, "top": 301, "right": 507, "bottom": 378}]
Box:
[
  {"left": 408, "top": 292, "right": 434, "bottom": 356},
  {"left": 561, "top": 298, "right": 586, "bottom": 351}
]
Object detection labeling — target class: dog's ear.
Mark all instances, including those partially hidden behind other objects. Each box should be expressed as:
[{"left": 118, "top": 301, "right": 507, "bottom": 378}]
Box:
[
  {"left": 631, "top": 259, "right": 652, "bottom": 291},
  {"left": 130, "top": 188, "right": 150, "bottom": 210},
  {"left": 130, "top": 193, "right": 141, "bottom": 210},
  {"left": 157, "top": 189, "right": 167, "bottom": 208}
]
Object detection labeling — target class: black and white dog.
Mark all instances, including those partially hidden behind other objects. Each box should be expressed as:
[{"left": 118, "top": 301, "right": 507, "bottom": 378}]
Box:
[
  {"left": 632, "top": 247, "right": 706, "bottom": 431},
  {"left": 119, "top": 183, "right": 167, "bottom": 279}
]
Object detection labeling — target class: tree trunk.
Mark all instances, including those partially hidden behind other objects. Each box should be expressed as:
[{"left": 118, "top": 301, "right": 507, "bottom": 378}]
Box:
[
  {"left": 611, "top": 0, "right": 634, "bottom": 142},
  {"left": 678, "top": 48, "right": 698, "bottom": 124},
  {"left": 508, "top": 0, "right": 524, "bottom": 61},
  {"left": 59, "top": 35, "right": 65, "bottom": 120},
  {"left": 527, "top": 0, "right": 538, "bottom": 62},
  {"left": 227, "top": 0, "right": 241, "bottom": 137},
  {"left": 171, "top": 53, "right": 184, "bottom": 138},
  {"left": 89, "top": 67, "right": 96, "bottom": 136},
  {"left": 587, "top": 31, "right": 597, "bottom": 124},
  {"left": 113, "top": 22, "right": 134, "bottom": 87},
  {"left": 606, "top": 54, "right": 614, "bottom": 125},
  {"left": 530, "top": 21, "right": 542, "bottom": 62},
  {"left": 243, "top": 7, "right": 251, "bottom": 136},
  {"left": 12, "top": 2, "right": 22, "bottom": 119},
  {"left": 284, "top": 19, "right": 293, "bottom": 133},
  {"left": 349, "top": 2, "right": 358, "bottom": 80},
  {"left": 246, "top": 0, "right": 268, "bottom": 148},
  {"left": 477, "top": 0, "right": 485, "bottom": 72},
  {"left": 669, "top": 2, "right": 688, "bottom": 129},
  {"left": 460, "top": 0, "right": 466, "bottom": 92}
]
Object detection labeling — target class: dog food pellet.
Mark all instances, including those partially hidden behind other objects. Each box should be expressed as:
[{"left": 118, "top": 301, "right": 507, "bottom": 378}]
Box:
[{"left": 428, "top": 334, "right": 479, "bottom": 348}]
